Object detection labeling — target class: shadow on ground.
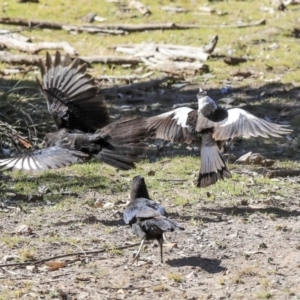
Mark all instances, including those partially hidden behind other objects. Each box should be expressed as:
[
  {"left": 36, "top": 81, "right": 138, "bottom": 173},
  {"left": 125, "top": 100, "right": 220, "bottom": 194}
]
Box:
[{"left": 167, "top": 256, "right": 226, "bottom": 273}]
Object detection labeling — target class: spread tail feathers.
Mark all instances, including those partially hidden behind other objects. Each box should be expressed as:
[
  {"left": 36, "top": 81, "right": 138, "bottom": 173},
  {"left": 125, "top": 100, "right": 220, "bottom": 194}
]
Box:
[
  {"left": 198, "top": 143, "right": 231, "bottom": 188},
  {"left": 96, "top": 142, "right": 147, "bottom": 170}
]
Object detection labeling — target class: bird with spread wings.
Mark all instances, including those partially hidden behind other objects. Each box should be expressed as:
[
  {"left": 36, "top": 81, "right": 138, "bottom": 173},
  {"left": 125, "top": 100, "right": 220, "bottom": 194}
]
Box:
[
  {"left": 146, "top": 89, "right": 292, "bottom": 188},
  {"left": 0, "top": 52, "right": 150, "bottom": 172}
]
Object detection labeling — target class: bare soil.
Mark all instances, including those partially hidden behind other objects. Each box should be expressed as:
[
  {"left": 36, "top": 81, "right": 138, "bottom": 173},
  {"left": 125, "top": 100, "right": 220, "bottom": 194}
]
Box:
[{"left": 1, "top": 83, "right": 300, "bottom": 300}]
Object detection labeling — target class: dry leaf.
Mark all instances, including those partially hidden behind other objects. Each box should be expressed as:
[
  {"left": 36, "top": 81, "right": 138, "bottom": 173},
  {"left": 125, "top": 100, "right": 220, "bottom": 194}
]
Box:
[
  {"left": 45, "top": 261, "right": 66, "bottom": 271},
  {"left": 17, "top": 136, "right": 32, "bottom": 149}
]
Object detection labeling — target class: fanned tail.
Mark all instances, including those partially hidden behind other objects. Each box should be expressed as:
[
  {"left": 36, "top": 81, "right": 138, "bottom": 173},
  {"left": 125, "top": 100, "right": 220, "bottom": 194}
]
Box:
[{"left": 198, "top": 131, "right": 231, "bottom": 188}]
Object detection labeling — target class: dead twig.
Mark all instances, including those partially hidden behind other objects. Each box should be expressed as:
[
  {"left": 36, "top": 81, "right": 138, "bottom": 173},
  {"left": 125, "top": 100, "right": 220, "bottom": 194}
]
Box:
[{"left": 0, "top": 243, "right": 140, "bottom": 268}]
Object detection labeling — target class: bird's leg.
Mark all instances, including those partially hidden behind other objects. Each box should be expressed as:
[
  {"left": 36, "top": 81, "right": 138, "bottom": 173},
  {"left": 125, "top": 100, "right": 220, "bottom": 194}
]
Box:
[
  {"left": 130, "top": 238, "right": 145, "bottom": 264},
  {"left": 159, "top": 237, "right": 164, "bottom": 264}
]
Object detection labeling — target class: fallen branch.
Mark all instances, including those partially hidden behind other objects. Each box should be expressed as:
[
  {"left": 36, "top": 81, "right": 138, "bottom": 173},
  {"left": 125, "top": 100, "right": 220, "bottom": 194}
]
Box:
[
  {"left": 0, "top": 37, "right": 76, "bottom": 55},
  {"left": 0, "top": 51, "right": 40, "bottom": 65},
  {"left": 199, "top": 18, "right": 266, "bottom": 28},
  {"left": 0, "top": 52, "right": 140, "bottom": 66},
  {"left": 265, "top": 169, "right": 300, "bottom": 178},
  {"left": 142, "top": 57, "right": 209, "bottom": 75},
  {"left": 0, "top": 17, "right": 63, "bottom": 29},
  {"left": 0, "top": 17, "right": 203, "bottom": 34},
  {"left": 0, "top": 30, "right": 31, "bottom": 42},
  {"left": 97, "top": 71, "right": 153, "bottom": 81},
  {"left": 0, "top": 243, "right": 140, "bottom": 268},
  {"left": 81, "top": 56, "right": 140, "bottom": 65},
  {"left": 111, "top": 35, "right": 218, "bottom": 62},
  {"left": 61, "top": 25, "right": 126, "bottom": 35}
]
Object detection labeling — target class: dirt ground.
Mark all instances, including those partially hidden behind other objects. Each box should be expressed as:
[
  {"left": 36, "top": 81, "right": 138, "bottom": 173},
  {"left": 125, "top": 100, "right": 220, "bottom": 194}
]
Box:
[
  {"left": 1, "top": 0, "right": 300, "bottom": 298},
  {"left": 1, "top": 82, "right": 300, "bottom": 300}
]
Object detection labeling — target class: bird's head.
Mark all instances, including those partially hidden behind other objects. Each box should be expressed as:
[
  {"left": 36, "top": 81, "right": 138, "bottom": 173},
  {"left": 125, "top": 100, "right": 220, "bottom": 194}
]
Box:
[
  {"left": 197, "top": 88, "right": 218, "bottom": 114},
  {"left": 131, "top": 175, "right": 150, "bottom": 200}
]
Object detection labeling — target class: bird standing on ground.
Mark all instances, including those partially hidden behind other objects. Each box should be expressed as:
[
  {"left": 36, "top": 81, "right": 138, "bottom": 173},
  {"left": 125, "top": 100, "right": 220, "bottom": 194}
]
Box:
[
  {"left": 124, "top": 176, "right": 185, "bottom": 263},
  {"left": 146, "top": 89, "right": 292, "bottom": 188},
  {"left": 0, "top": 52, "right": 150, "bottom": 172}
]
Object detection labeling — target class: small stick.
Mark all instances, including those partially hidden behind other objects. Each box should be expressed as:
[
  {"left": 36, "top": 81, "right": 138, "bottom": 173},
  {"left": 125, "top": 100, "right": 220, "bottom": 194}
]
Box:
[{"left": 0, "top": 243, "right": 140, "bottom": 268}]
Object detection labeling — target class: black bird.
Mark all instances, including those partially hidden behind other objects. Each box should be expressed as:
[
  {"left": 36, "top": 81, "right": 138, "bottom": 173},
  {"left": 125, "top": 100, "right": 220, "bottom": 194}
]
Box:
[
  {"left": 0, "top": 52, "right": 150, "bottom": 172},
  {"left": 36, "top": 51, "right": 110, "bottom": 133},
  {"left": 124, "top": 176, "right": 184, "bottom": 263},
  {"left": 147, "top": 89, "right": 292, "bottom": 188}
]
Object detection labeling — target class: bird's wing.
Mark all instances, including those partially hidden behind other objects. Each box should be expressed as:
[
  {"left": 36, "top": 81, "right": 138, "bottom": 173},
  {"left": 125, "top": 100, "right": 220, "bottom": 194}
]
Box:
[
  {"left": 211, "top": 108, "right": 292, "bottom": 141},
  {"left": 146, "top": 199, "right": 167, "bottom": 216},
  {"left": 135, "top": 207, "right": 162, "bottom": 219},
  {"left": 100, "top": 116, "right": 151, "bottom": 144},
  {"left": 146, "top": 107, "right": 196, "bottom": 143},
  {"left": 0, "top": 147, "right": 88, "bottom": 172},
  {"left": 37, "top": 51, "right": 110, "bottom": 131},
  {"left": 124, "top": 202, "right": 162, "bottom": 224}
]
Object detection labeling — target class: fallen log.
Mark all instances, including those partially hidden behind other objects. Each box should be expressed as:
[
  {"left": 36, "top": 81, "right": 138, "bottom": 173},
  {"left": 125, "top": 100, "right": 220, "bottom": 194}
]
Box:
[
  {"left": 0, "top": 37, "right": 76, "bottom": 55},
  {"left": 265, "top": 169, "right": 300, "bottom": 178},
  {"left": 0, "top": 30, "right": 31, "bottom": 42},
  {"left": 0, "top": 52, "right": 141, "bottom": 66},
  {"left": 0, "top": 51, "right": 41, "bottom": 65},
  {"left": 0, "top": 17, "right": 63, "bottom": 29},
  {"left": 80, "top": 56, "right": 140, "bottom": 65}
]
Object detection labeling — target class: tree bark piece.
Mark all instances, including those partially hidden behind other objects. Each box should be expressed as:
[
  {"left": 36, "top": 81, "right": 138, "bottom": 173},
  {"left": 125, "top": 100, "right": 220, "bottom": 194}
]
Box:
[
  {"left": 0, "top": 37, "right": 76, "bottom": 55},
  {"left": 265, "top": 170, "right": 300, "bottom": 178}
]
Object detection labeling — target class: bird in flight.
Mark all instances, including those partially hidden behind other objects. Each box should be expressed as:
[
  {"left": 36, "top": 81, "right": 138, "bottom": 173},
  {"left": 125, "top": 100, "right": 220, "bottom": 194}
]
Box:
[
  {"left": 124, "top": 175, "right": 184, "bottom": 263},
  {"left": 146, "top": 89, "right": 292, "bottom": 188},
  {"left": 0, "top": 52, "right": 150, "bottom": 172}
]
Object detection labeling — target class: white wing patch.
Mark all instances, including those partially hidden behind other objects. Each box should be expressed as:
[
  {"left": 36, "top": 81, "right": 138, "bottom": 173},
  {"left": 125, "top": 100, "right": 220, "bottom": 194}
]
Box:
[
  {"left": 160, "top": 107, "right": 193, "bottom": 128},
  {"left": 219, "top": 108, "right": 256, "bottom": 127}
]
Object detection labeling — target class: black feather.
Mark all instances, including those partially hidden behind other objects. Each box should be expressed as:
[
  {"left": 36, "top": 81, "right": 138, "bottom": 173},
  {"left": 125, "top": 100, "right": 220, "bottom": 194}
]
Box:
[{"left": 124, "top": 176, "right": 184, "bottom": 263}]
